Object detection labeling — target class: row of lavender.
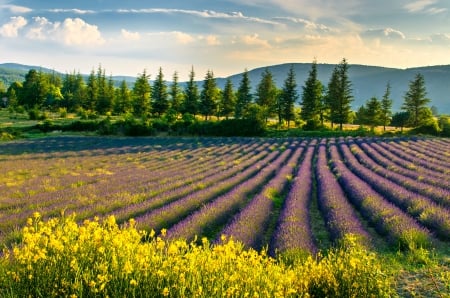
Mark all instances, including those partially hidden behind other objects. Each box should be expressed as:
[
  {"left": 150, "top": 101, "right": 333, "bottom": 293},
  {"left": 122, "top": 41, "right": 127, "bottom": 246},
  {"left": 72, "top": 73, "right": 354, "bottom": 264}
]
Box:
[
  {"left": 0, "top": 137, "right": 284, "bottom": 241},
  {"left": 0, "top": 136, "right": 448, "bottom": 252},
  {"left": 131, "top": 136, "right": 447, "bottom": 253}
]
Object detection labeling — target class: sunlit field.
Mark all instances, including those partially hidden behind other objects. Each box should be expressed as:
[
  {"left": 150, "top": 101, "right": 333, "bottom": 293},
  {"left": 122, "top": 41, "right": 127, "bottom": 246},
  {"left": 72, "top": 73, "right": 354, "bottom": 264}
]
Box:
[{"left": 0, "top": 136, "right": 449, "bottom": 297}]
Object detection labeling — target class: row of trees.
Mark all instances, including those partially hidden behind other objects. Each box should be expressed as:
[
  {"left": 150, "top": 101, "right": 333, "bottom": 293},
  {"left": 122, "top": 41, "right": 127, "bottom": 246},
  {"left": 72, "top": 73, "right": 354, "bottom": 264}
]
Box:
[
  {"left": 0, "top": 59, "right": 435, "bottom": 131},
  {"left": 355, "top": 73, "right": 434, "bottom": 130}
]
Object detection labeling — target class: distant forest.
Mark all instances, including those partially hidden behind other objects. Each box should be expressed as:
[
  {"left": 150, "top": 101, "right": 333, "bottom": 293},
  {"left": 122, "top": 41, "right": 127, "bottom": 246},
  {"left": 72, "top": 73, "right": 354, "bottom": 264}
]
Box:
[{"left": 0, "top": 59, "right": 448, "bottom": 137}]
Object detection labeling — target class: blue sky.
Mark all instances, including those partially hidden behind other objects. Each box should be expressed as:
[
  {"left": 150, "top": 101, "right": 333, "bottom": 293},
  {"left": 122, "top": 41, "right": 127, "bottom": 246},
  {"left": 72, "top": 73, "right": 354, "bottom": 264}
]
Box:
[{"left": 1, "top": 0, "right": 449, "bottom": 78}]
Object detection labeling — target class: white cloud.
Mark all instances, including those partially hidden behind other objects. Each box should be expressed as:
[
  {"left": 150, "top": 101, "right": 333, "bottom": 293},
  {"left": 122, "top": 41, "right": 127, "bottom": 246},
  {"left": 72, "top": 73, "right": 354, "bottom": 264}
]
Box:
[
  {"left": 0, "top": 16, "right": 27, "bottom": 37},
  {"left": 26, "top": 17, "right": 52, "bottom": 40},
  {"left": 240, "top": 33, "right": 271, "bottom": 48},
  {"left": 121, "top": 29, "right": 140, "bottom": 41},
  {"left": 173, "top": 31, "right": 195, "bottom": 44},
  {"left": 404, "top": 0, "right": 447, "bottom": 14},
  {"left": 57, "top": 18, "right": 104, "bottom": 46},
  {"left": 0, "top": 4, "right": 32, "bottom": 14},
  {"left": 362, "top": 28, "right": 406, "bottom": 40},
  {"left": 204, "top": 35, "right": 221, "bottom": 46},
  {"left": 273, "top": 17, "right": 335, "bottom": 32},
  {"left": 404, "top": 0, "right": 436, "bottom": 12},
  {"left": 144, "top": 31, "right": 195, "bottom": 45},
  {"left": 426, "top": 7, "right": 448, "bottom": 14},
  {"left": 47, "top": 9, "right": 95, "bottom": 15},
  {"left": 116, "top": 8, "right": 279, "bottom": 25},
  {"left": 24, "top": 17, "right": 104, "bottom": 46},
  {"left": 430, "top": 33, "right": 450, "bottom": 44}
]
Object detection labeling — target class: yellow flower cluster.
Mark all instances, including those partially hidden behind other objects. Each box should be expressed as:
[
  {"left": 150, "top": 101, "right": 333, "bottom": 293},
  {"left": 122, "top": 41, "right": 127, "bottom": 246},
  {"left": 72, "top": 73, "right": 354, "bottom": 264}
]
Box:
[{"left": 0, "top": 214, "right": 394, "bottom": 297}]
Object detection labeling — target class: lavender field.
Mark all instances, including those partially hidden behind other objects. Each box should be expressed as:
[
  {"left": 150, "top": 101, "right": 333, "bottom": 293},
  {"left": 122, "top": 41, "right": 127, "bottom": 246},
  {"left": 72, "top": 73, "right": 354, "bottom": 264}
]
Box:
[{"left": 0, "top": 136, "right": 449, "bottom": 252}]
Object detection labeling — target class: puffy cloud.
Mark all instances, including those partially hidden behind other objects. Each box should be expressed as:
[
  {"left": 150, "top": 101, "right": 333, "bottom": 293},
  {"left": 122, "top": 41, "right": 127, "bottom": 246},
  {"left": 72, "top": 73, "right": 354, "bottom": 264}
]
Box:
[
  {"left": 173, "top": 31, "right": 195, "bottom": 44},
  {"left": 240, "top": 33, "right": 271, "bottom": 48},
  {"left": 26, "top": 17, "right": 52, "bottom": 40},
  {"left": 0, "top": 16, "right": 27, "bottom": 37},
  {"left": 25, "top": 17, "right": 104, "bottom": 46},
  {"left": 121, "top": 29, "right": 140, "bottom": 41},
  {"left": 57, "top": 18, "right": 104, "bottom": 46}
]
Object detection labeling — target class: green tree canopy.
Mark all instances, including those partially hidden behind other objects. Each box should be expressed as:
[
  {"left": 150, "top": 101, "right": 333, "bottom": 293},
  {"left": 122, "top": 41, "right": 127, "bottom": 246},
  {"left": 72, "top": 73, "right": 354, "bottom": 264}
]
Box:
[
  {"left": 279, "top": 65, "right": 298, "bottom": 128},
  {"left": 170, "top": 71, "right": 184, "bottom": 115},
  {"left": 61, "top": 71, "right": 86, "bottom": 112},
  {"left": 301, "top": 60, "right": 323, "bottom": 129},
  {"left": 380, "top": 82, "right": 393, "bottom": 131},
  {"left": 183, "top": 66, "right": 199, "bottom": 116},
  {"left": 365, "top": 97, "right": 383, "bottom": 129},
  {"left": 96, "top": 67, "right": 115, "bottom": 115},
  {"left": 255, "top": 68, "right": 277, "bottom": 122},
  {"left": 326, "top": 58, "right": 353, "bottom": 130},
  {"left": 235, "top": 69, "right": 252, "bottom": 119},
  {"left": 133, "top": 70, "right": 151, "bottom": 117},
  {"left": 402, "top": 73, "right": 432, "bottom": 127},
  {"left": 114, "top": 80, "right": 132, "bottom": 115},
  {"left": 152, "top": 67, "right": 169, "bottom": 117},
  {"left": 200, "top": 70, "right": 219, "bottom": 120},
  {"left": 20, "top": 69, "right": 50, "bottom": 109},
  {"left": 220, "top": 78, "right": 236, "bottom": 119}
]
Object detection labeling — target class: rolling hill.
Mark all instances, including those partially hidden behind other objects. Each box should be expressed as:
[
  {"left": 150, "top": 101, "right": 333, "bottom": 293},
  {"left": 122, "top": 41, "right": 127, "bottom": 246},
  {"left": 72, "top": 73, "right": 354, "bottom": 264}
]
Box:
[{"left": 217, "top": 63, "right": 450, "bottom": 114}]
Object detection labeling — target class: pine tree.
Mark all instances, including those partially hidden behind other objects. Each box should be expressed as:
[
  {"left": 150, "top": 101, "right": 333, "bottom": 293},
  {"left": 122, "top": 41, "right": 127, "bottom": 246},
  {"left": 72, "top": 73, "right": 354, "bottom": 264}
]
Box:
[
  {"left": 380, "top": 82, "right": 393, "bottom": 131},
  {"left": 365, "top": 97, "right": 383, "bottom": 129},
  {"left": 301, "top": 60, "right": 323, "bottom": 128},
  {"left": 280, "top": 65, "right": 298, "bottom": 128},
  {"left": 200, "top": 70, "right": 219, "bottom": 120},
  {"left": 61, "top": 71, "right": 86, "bottom": 112},
  {"left": 6, "top": 82, "right": 22, "bottom": 109},
  {"left": 114, "top": 80, "right": 132, "bottom": 114},
  {"left": 170, "top": 71, "right": 183, "bottom": 115},
  {"left": 325, "top": 67, "right": 339, "bottom": 128},
  {"left": 391, "top": 111, "right": 410, "bottom": 132},
  {"left": 183, "top": 66, "right": 199, "bottom": 116},
  {"left": 86, "top": 69, "right": 98, "bottom": 111},
  {"left": 326, "top": 58, "right": 353, "bottom": 130},
  {"left": 235, "top": 69, "right": 252, "bottom": 119},
  {"left": 132, "top": 70, "right": 151, "bottom": 117},
  {"left": 95, "top": 66, "right": 109, "bottom": 114},
  {"left": 255, "top": 68, "right": 277, "bottom": 122},
  {"left": 402, "top": 73, "right": 431, "bottom": 127},
  {"left": 152, "top": 67, "right": 169, "bottom": 117},
  {"left": 220, "top": 78, "right": 236, "bottom": 119}
]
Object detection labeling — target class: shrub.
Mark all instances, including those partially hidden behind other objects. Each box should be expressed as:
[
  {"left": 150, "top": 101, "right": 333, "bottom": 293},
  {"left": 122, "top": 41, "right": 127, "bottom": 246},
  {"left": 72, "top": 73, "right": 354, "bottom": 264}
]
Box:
[
  {"left": 115, "top": 117, "right": 155, "bottom": 136},
  {"left": 58, "top": 107, "right": 68, "bottom": 118},
  {"left": 409, "top": 121, "right": 441, "bottom": 136},
  {"left": 28, "top": 108, "right": 46, "bottom": 120},
  {"left": 151, "top": 118, "right": 170, "bottom": 132},
  {"left": 184, "top": 118, "right": 266, "bottom": 137}
]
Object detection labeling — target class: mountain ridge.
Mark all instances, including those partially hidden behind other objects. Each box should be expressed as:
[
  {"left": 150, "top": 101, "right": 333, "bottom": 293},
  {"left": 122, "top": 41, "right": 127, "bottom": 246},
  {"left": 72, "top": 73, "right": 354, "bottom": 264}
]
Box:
[{"left": 1, "top": 62, "right": 449, "bottom": 114}]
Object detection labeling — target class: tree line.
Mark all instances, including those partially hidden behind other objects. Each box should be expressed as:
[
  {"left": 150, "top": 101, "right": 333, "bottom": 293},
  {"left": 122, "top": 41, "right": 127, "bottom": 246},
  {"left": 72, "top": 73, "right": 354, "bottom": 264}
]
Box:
[{"left": 0, "top": 59, "right": 438, "bottom": 133}]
